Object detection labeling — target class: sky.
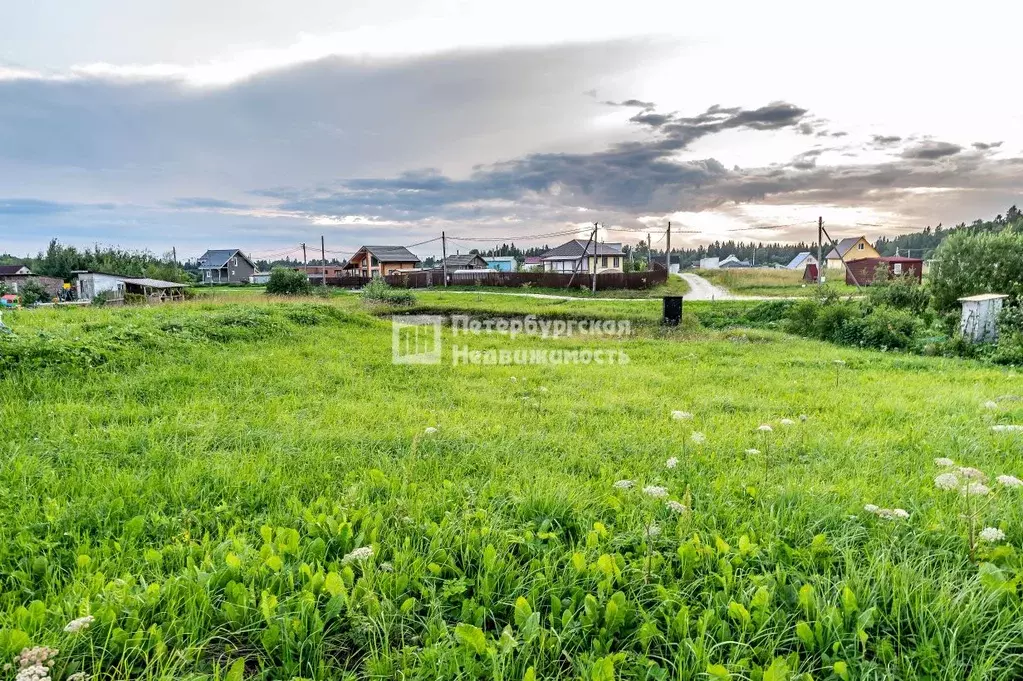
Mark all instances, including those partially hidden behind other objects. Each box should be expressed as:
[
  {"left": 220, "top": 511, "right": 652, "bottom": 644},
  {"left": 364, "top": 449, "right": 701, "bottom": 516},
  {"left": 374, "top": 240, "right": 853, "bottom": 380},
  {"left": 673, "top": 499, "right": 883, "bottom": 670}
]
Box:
[{"left": 1, "top": 0, "right": 1021, "bottom": 262}]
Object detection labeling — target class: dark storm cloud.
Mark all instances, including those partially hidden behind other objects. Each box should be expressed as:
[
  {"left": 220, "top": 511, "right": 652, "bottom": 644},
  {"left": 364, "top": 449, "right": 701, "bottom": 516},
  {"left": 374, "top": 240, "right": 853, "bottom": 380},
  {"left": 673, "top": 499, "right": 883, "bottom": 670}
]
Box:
[
  {"left": 901, "top": 141, "right": 962, "bottom": 160},
  {"left": 972, "top": 141, "right": 1003, "bottom": 151}
]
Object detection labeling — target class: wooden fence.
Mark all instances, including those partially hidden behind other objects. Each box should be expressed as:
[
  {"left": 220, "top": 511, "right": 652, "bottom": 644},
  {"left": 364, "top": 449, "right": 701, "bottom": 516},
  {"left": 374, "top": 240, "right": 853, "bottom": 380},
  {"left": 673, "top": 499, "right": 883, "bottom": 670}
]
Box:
[{"left": 326, "top": 269, "right": 667, "bottom": 291}]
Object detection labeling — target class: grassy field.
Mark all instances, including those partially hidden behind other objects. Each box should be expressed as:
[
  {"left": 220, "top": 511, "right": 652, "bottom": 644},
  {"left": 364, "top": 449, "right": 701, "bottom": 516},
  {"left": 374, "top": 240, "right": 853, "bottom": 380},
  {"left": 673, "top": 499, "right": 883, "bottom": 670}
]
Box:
[
  {"left": 2, "top": 297, "right": 1023, "bottom": 680},
  {"left": 699, "top": 269, "right": 859, "bottom": 297}
]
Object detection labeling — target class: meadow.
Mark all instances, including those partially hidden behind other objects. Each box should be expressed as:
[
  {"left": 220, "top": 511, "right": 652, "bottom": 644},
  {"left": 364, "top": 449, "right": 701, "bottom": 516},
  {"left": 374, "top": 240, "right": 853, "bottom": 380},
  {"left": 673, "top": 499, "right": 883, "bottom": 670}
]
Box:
[
  {"left": 698, "top": 270, "right": 859, "bottom": 298},
  {"left": 1, "top": 297, "right": 1023, "bottom": 680}
]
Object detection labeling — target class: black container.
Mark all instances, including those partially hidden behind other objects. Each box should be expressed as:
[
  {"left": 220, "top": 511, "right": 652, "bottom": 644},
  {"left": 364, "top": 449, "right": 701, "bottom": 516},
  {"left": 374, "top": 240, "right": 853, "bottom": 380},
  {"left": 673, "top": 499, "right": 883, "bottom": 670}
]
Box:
[{"left": 662, "top": 295, "right": 683, "bottom": 326}]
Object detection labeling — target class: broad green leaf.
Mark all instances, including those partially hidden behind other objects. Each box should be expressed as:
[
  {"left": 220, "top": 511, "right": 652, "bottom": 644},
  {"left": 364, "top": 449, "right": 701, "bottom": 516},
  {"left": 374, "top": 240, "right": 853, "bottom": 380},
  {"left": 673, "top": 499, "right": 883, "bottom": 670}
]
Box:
[
  {"left": 763, "top": 656, "right": 790, "bottom": 681},
  {"left": 841, "top": 586, "right": 858, "bottom": 615},
  {"left": 833, "top": 661, "right": 850, "bottom": 681},
  {"left": 483, "top": 544, "right": 497, "bottom": 572},
  {"left": 455, "top": 622, "right": 487, "bottom": 655},
  {"left": 727, "top": 601, "right": 751, "bottom": 628},
  {"left": 523, "top": 667, "right": 536, "bottom": 681},
  {"left": 571, "top": 552, "right": 587, "bottom": 573},
  {"left": 591, "top": 655, "right": 615, "bottom": 681},
  {"left": 225, "top": 658, "right": 246, "bottom": 681},
  {"left": 706, "top": 663, "right": 731, "bottom": 680},
  {"left": 514, "top": 597, "right": 533, "bottom": 628},
  {"left": 795, "top": 621, "right": 815, "bottom": 650},
  {"left": 324, "top": 571, "right": 345, "bottom": 597},
  {"left": 264, "top": 555, "right": 283, "bottom": 572}
]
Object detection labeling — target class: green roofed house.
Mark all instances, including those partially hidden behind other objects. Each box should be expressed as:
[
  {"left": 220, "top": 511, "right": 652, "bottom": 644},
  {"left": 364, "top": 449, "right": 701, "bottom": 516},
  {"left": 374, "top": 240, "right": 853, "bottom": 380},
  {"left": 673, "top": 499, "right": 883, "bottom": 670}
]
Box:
[{"left": 197, "top": 249, "right": 257, "bottom": 284}]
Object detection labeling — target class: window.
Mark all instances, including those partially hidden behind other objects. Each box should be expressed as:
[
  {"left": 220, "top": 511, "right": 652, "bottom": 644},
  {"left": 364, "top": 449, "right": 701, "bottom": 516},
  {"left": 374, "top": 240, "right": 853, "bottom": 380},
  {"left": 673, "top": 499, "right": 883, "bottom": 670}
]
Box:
[
  {"left": 857, "top": 242, "right": 864, "bottom": 250},
  {"left": 614, "top": 257, "right": 620, "bottom": 268},
  {"left": 602, "top": 256, "right": 608, "bottom": 267},
  {"left": 893, "top": 263, "right": 902, "bottom": 275}
]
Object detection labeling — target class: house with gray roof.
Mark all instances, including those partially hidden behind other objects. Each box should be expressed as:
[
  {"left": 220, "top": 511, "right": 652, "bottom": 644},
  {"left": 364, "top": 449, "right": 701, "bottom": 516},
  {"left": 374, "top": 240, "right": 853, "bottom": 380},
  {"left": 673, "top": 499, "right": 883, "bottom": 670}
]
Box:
[
  {"left": 540, "top": 239, "right": 624, "bottom": 273},
  {"left": 197, "top": 249, "right": 256, "bottom": 284},
  {"left": 343, "top": 246, "right": 421, "bottom": 277},
  {"left": 785, "top": 252, "right": 817, "bottom": 270},
  {"left": 440, "top": 253, "right": 489, "bottom": 270}
]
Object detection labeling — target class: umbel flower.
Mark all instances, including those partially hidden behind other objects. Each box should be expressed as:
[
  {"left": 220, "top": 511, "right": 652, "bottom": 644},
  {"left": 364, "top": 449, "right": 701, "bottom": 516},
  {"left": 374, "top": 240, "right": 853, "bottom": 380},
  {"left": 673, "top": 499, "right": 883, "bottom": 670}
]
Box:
[
  {"left": 757, "top": 424, "right": 773, "bottom": 433},
  {"left": 779, "top": 418, "right": 795, "bottom": 426},
  {"left": 64, "top": 615, "right": 95, "bottom": 633},
  {"left": 613, "top": 479, "right": 634, "bottom": 490},
  {"left": 934, "top": 457, "right": 955, "bottom": 467},
  {"left": 642, "top": 485, "right": 668, "bottom": 499},
  {"left": 665, "top": 457, "right": 679, "bottom": 469},
  {"left": 666, "top": 500, "right": 687, "bottom": 514},
  {"left": 934, "top": 473, "right": 960, "bottom": 491},
  {"left": 997, "top": 474, "right": 1023, "bottom": 488},
  {"left": 958, "top": 466, "right": 986, "bottom": 480},
  {"left": 745, "top": 448, "right": 760, "bottom": 456},
  {"left": 424, "top": 426, "right": 438, "bottom": 435},
  {"left": 979, "top": 527, "right": 1007, "bottom": 543},
  {"left": 961, "top": 482, "right": 991, "bottom": 497},
  {"left": 671, "top": 410, "right": 693, "bottom": 421},
  {"left": 690, "top": 432, "right": 706, "bottom": 444},
  {"left": 342, "top": 546, "right": 374, "bottom": 564}
]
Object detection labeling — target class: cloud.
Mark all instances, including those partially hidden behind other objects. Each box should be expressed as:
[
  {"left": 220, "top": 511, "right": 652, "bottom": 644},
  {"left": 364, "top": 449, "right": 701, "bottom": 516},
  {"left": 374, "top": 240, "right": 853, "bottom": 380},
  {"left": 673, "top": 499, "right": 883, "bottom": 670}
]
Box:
[
  {"left": 901, "top": 141, "right": 962, "bottom": 160},
  {"left": 871, "top": 135, "right": 902, "bottom": 147},
  {"left": 604, "top": 98, "right": 655, "bottom": 108},
  {"left": 168, "top": 197, "right": 250, "bottom": 209},
  {"left": 0, "top": 198, "right": 76, "bottom": 215},
  {"left": 972, "top": 141, "right": 1003, "bottom": 151}
]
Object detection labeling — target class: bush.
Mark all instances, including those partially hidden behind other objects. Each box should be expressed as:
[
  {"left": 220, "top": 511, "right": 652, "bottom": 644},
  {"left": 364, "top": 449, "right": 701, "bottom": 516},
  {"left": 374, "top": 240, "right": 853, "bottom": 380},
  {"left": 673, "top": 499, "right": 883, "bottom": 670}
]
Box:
[
  {"left": 124, "top": 292, "right": 147, "bottom": 306},
  {"left": 265, "top": 268, "right": 312, "bottom": 296},
  {"left": 866, "top": 275, "right": 930, "bottom": 314},
  {"left": 18, "top": 279, "right": 51, "bottom": 306},
  {"left": 930, "top": 228, "right": 1023, "bottom": 311},
  {"left": 360, "top": 279, "right": 417, "bottom": 306}
]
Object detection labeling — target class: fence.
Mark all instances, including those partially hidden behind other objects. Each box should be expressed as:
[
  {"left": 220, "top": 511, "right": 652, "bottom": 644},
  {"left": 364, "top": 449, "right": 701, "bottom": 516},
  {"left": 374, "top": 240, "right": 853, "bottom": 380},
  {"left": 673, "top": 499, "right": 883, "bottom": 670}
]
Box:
[{"left": 384, "top": 269, "right": 667, "bottom": 290}]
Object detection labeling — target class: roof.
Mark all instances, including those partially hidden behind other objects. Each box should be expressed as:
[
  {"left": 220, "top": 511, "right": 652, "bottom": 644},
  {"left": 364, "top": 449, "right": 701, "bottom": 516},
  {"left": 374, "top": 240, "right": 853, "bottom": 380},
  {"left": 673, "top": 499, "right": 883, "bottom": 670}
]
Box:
[
  {"left": 523, "top": 256, "right": 542, "bottom": 263},
  {"left": 719, "top": 260, "right": 752, "bottom": 268},
  {"left": 825, "top": 237, "right": 869, "bottom": 260},
  {"left": 0, "top": 265, "right": 31, "bottom": 275},
  {"left": 442, "top": 254, "right": 488, "bottom": 268},
  {"left": 877, "top": 256, "right": 923, "bottom": 263},
  {"left": 785, "top": 252, "right": 814, "bottom": 269},
  {"left": 122, "top": 277, "right": 185, "bottom": 289},
  {"left": 540, "top": 239, "right": 624, "bottom": 260},
  {"left": 959, "top": 293, "right": 1009, "bottom": 302},
  {"left": 355, "top": 245, "right": 421, "bottom": 263},
  {"left": 197, "top": 249, "right": 253, "bottom": 269}
]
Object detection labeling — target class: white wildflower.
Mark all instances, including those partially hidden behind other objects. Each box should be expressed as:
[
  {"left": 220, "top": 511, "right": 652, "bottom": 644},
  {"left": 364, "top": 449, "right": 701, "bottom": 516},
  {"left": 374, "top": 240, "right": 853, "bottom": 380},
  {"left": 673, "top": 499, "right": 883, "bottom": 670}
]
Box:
[
  {"left": 378, "top": 562, "right": 394, "bottom": 572},
  {"left": 983, "top": 400, "right": 999, "bottom": 409},
  {"left": 875, "top": 508, "right": 909, "bottom": 520},
  {"left": 933, "top": 457, "right": 955, "bottom": 467},
  {"left": 799, "top": 414, "right": 808, "bottom": 422},
  {"left": 934, "top": 473, "right": 960, "bottom": 490},
  {"left": 613, "top": 479, "right": 634, "bottom": 490},
  {"left": 342, "top": 546, "right": 374, "bottom": 564},
  {"left": 67, "top": 674, "right": 87, "bottom": 681},
  {"left": 891, "top": 508, "right": 910, "bottom": 519},
  {"left": 15, "top": 664, "right": 50, "bottom": 681},
  {"left": 423, "top": 426, "right": 438, "bottom": 435},
  {"left": 979, "top": 527, "right": 1006, "bottom": 543},
  {"left": 779, "top": 418, "right": 795, "bottom": 426},
  {"left": 665, "top": 500, "right": 687, "bottom": 514},
  {"left": 671, "top": 410, "right": 693, "bottom": 421},
  {"left": 996, "top": 474, "right": 1023, "bottom": 488},
  {"left": 863, "top": 504, "right": 880, "bottom": 514},
  {"left": 958, "top": 466, "right": 986, "bottom": 480},
  {"left": 833, "top": 359, "right": 846, "bottom": 365},
  {"left": 645, "top": 523, "right": 662, "bottom": 539},
  {"left": 64, "top": 615, "right": 95, "bottom": 633},
  {"left": 745, "top": 448, "right": 761, "bottom": 455},
  {"left": 642, "top": 485, "right": 669, "bottom": 499},
  {"left": 665, "top": 457, "right": 679, "bottom": 469},
  {"left": 961, "top": 482, "right": 991, "bottom": 497},
  {"left": 15, "top": 648, "right": 58, "bottom": 670},
  {"left": 757, "top": 424, "right": 773, "bottom": 433},
  {"left": 991, "top": 425, "right": 1023, "bottom": 432},
  {"left": 690, "top": 431, "right": 706, "bottom": 444}
]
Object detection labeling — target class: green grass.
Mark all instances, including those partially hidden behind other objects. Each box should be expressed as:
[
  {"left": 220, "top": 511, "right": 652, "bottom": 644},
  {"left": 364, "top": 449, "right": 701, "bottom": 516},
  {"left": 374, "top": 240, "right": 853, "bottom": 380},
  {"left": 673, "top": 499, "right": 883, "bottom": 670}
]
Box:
[
  {"left": 699, "top": 269, "right": 859, "bottom": 297},
  {"left": 2, "top": 298, "right": 1023, "bottom": 680}
]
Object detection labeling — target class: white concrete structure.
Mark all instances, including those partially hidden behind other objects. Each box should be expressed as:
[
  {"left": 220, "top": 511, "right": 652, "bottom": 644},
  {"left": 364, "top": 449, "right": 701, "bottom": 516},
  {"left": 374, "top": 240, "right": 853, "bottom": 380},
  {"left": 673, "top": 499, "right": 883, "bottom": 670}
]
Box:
[
  {"left": 698, "top": 257, "right": 720, "bottom": 270},
  {"left": 959, "top": 294, "right": 1008, "bottom": 343},
  {"left": 75, "top": 272, "right": 126, "bottom": 302}
]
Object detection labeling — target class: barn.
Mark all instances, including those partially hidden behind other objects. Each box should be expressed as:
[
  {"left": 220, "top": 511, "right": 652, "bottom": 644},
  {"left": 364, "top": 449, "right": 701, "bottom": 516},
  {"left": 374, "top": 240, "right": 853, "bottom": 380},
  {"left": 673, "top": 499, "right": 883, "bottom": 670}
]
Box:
[{"left": 844, "top": 257, "right": 924, "bottom": 286}]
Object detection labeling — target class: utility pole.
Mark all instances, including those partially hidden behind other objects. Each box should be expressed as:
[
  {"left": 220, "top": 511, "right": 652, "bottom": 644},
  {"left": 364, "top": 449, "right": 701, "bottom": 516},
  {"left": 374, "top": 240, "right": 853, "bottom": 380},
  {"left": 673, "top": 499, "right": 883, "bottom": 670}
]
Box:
[
  {"left": 302, "top": 242, "right": 307, "bottom": 271},
  {"left": 172, "top": 246, "right": 178, "bottom": 280},
  {"left": 591, "top": 222, "right": 598, "bottom": 294},
  {"left": 817, "top": 216, "right": 823, "bottom": 287},
  {"left": 320, "top": 235, "right": 326, "bottom": 286},
  {"left": 441, "top": 231, "right": 449, "bottom": 286},
  {"left": 665, "top": 221, "right": 671, "bottom": 272},
  {"left": 647, "top": 232, "right": 652, "bottom": 269}
]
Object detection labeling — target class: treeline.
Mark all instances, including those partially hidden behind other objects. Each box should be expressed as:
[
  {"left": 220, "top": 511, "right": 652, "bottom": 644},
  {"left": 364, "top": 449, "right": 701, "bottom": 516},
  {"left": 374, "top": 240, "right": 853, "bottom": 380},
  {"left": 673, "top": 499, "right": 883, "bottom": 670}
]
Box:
[
  {"left": 876, "top": 205, "right": 1022, "bottom": 258},
  {"left": 1, "top": 239, "right": 191, "bottom": 282}
]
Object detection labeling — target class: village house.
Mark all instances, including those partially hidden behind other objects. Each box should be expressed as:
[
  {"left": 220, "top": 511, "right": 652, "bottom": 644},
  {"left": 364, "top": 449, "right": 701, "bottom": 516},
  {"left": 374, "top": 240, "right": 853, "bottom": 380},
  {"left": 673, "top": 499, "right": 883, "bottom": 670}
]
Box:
[
  {"left": 197, "top": 249, "right": 257, "bottom": 284},
  {"left": 785, "top": 252, "right": 818, "bottom": 270},
  {"left": 0, "top": 264, "right": 64, "bottom": 297},
  {"left": 825, "top": 237, "right": 880, "bottom": 272},
  {"left": 343, "top": 246, "right": 420, "bottom": 277},
  {"left": 521, "top": 256, "right": 543, "bottom": 271},
  {"left": 439, "top": 254, "right": 490, "bottom": 271},
  {"left": 540, "top": 240, "right": 624, "bottom": 273},
  {"left": 483, "top": 256, "right": 517, "bottom": 272}
]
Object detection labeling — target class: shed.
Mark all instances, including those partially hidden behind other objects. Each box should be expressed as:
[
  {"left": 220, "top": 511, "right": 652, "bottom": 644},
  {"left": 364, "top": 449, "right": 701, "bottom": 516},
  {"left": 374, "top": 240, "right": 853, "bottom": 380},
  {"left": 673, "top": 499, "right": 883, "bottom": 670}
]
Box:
[
  {"left": 484, "top": 256, "right": 517, "bottom": 272},
  {"left": 844, "top": 257, "right": 923, "bottom": 286},
  {"left": 959, "top": 294, "right": 1008, "bottom": 343},
  {"left": 440, "top": 254, "right": 489, "bottom": 270}
]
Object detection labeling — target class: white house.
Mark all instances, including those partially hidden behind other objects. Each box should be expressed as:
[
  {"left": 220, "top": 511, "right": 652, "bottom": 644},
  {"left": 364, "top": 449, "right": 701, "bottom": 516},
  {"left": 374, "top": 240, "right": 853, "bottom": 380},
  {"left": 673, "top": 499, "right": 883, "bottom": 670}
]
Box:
[{"left": 540, "top": 239, "right": 624, "bottom": 273}]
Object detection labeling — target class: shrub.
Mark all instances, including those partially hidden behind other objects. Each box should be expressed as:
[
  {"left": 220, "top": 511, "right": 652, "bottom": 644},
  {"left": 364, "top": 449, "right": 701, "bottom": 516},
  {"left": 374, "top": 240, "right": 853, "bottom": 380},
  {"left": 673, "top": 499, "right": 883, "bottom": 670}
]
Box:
[
  {"left": 930, "top": 228, "right": 1023, "bottom": 311},
  {"left": 18, "top": 279, "right": 51, "bottom": 306},
  {"left": 266, "top": 268, "right": 312, "bottom": 295},
  {"left": 360, "top": 279, "right": 417, "bottom": 306},
  {"left": 866, "top": 275, "right": 930, "bottom": 314},
  {"left": 124, "top": 292, "right": 147, "bottom": 306}
]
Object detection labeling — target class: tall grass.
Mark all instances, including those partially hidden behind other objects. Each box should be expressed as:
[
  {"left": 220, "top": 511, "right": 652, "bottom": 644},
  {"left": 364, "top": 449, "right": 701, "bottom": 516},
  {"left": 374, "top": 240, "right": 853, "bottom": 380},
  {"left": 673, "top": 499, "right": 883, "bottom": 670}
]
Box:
[{"left": 0, "top": 300, "right": 1022, "bottom": 679}]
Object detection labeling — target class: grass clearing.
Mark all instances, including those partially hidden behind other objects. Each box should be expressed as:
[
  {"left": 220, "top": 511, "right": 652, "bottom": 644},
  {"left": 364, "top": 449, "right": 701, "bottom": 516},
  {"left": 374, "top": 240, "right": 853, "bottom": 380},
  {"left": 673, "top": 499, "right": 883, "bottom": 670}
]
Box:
[
  {"left": 2, "top": 298, "right": 1023, "bottom": 679},
  {"left": 699, "top": 269, "right": 859, "bottom": 297}
]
